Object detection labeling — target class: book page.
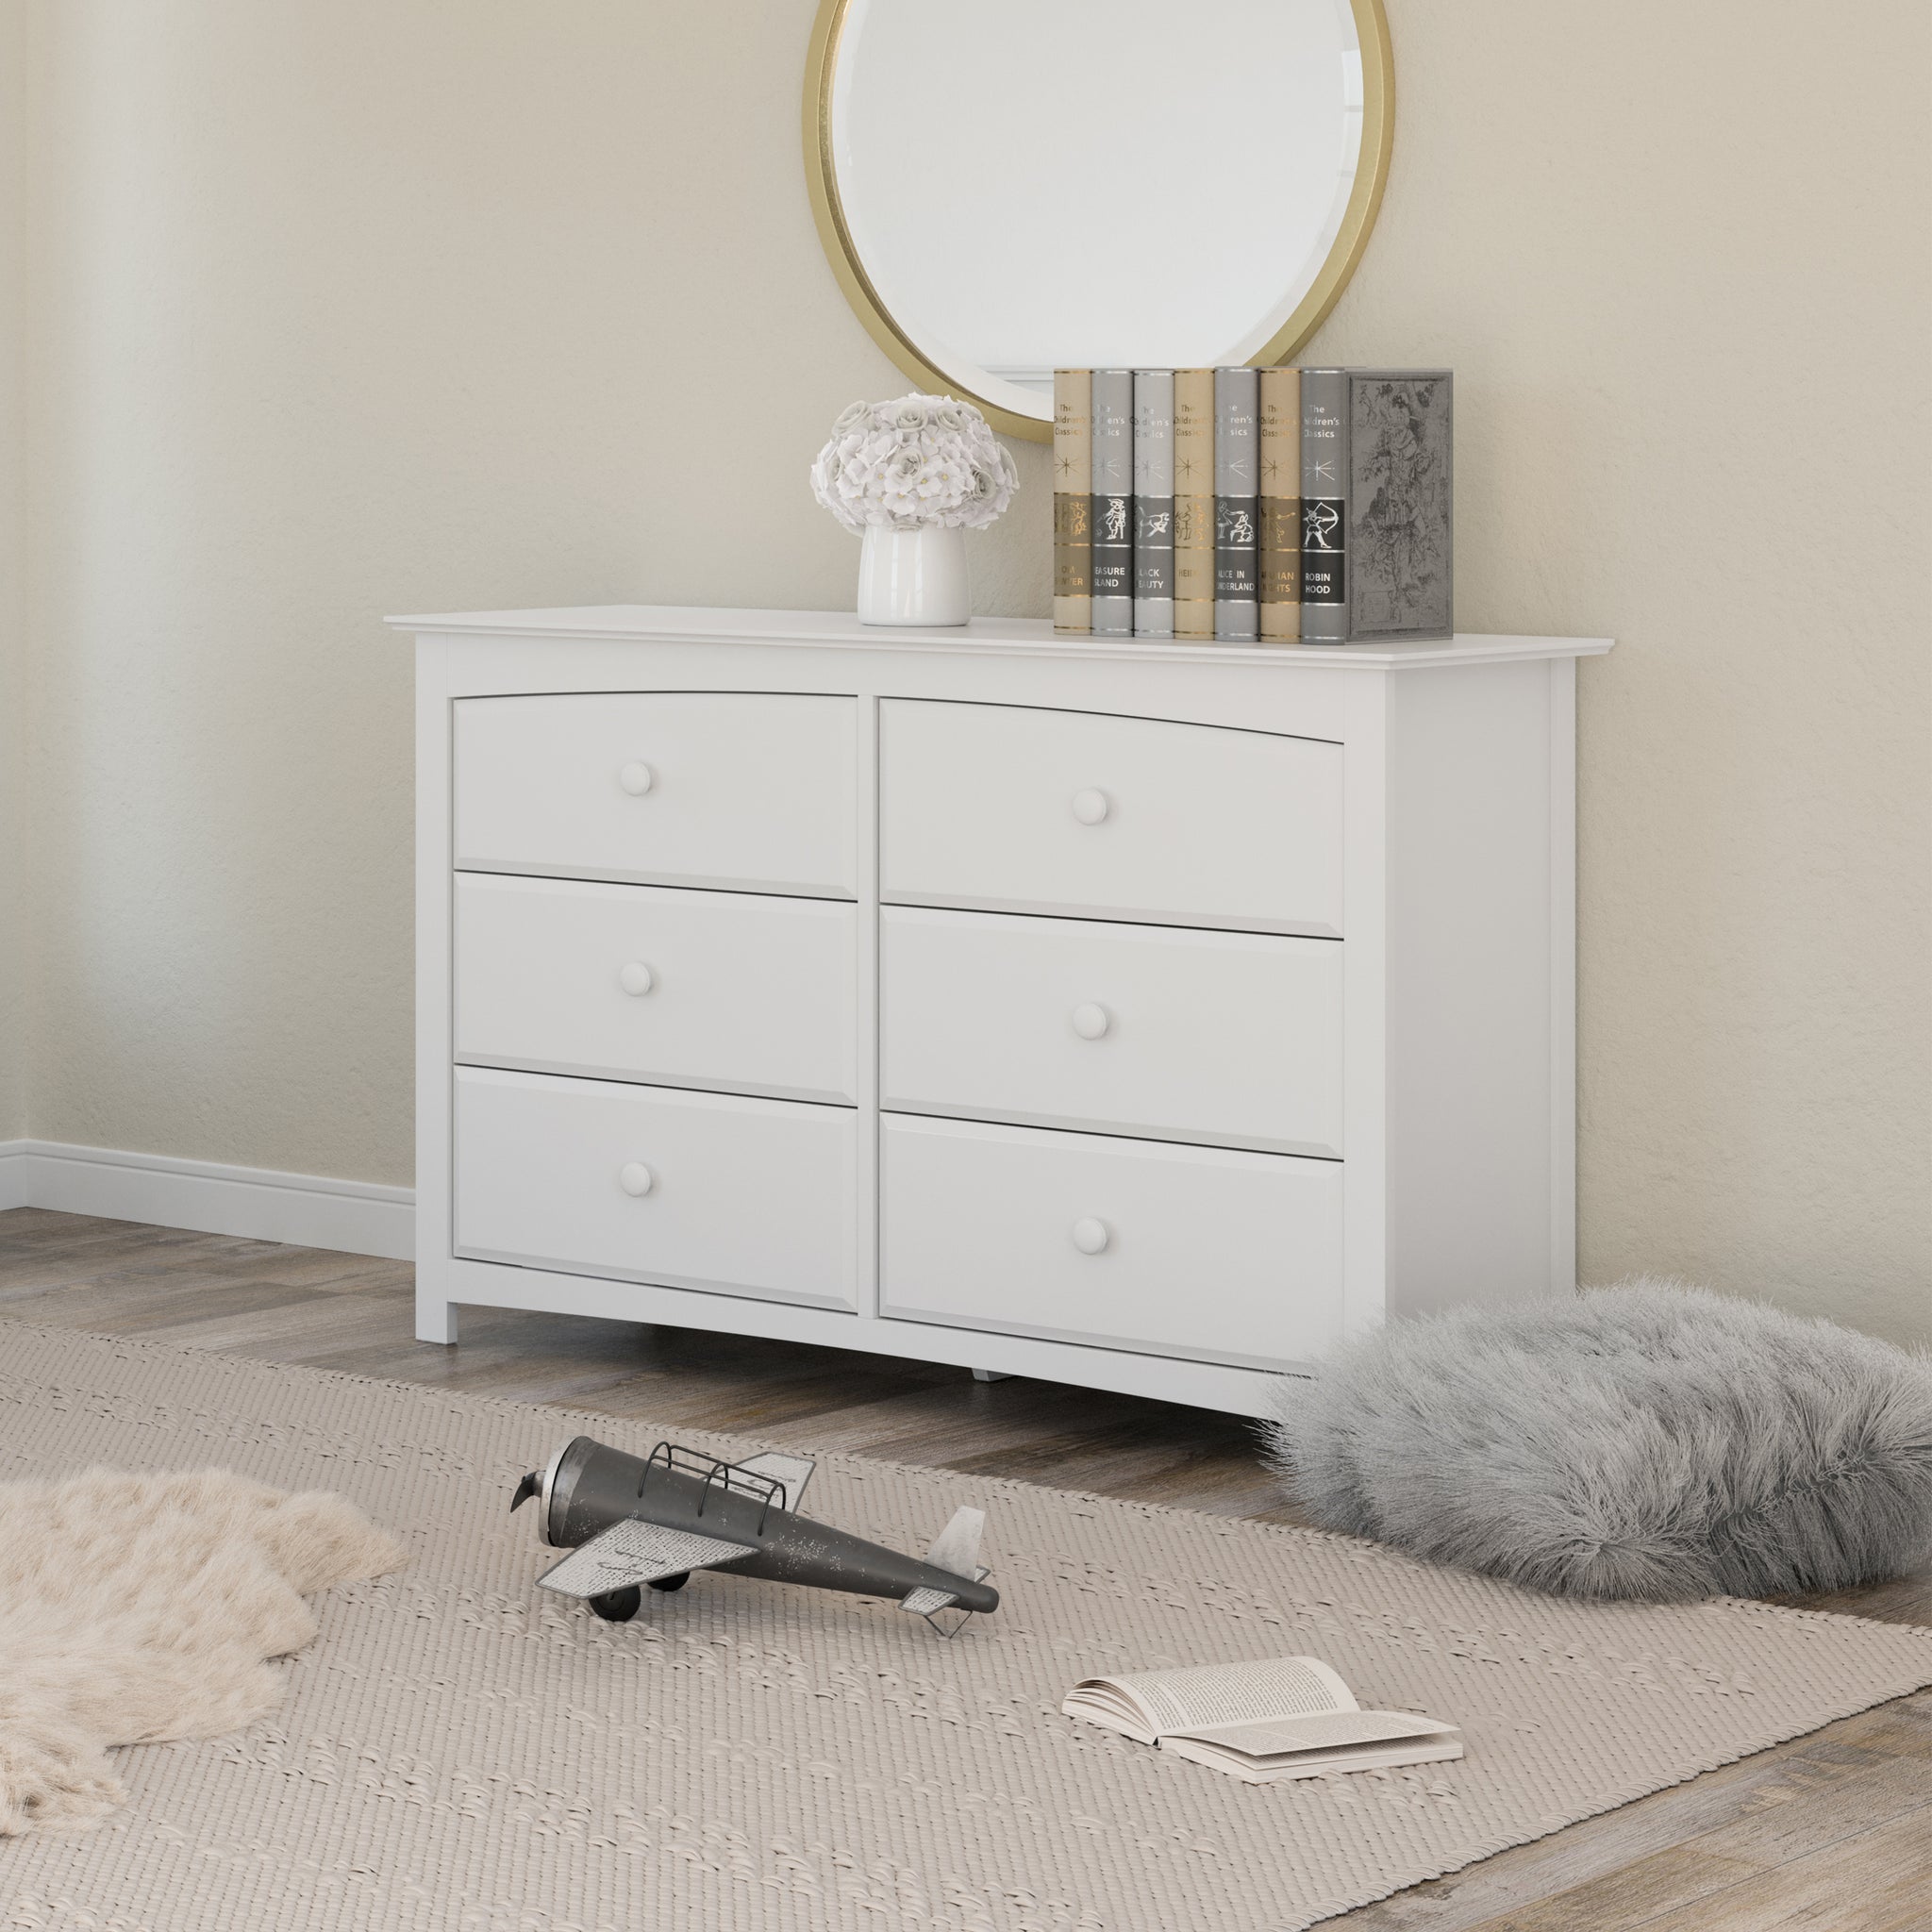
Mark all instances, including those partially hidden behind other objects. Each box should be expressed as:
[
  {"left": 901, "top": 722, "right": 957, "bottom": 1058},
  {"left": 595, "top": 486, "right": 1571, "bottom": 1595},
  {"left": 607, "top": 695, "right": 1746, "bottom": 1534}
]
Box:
[
  {"left": 1124, "top": 1656, "right": 1357, "bottom": 1736},
  {"left": 1161, "top": 1731, "right": 1465, "bottom": 1784},
  {"left": 1176, "top": 1709, "right": 1457, "bottom": 1757}
]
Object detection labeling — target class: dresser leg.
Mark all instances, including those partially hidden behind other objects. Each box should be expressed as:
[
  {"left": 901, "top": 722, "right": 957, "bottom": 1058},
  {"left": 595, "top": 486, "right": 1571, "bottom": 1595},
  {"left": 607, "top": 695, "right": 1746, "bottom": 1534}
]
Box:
[
  {"left": 971, "top": 1367, "right": 1011, "bottom": 1384},
  {"left": 418, "top": 1296, "right": 459, "bottom": 1345}
]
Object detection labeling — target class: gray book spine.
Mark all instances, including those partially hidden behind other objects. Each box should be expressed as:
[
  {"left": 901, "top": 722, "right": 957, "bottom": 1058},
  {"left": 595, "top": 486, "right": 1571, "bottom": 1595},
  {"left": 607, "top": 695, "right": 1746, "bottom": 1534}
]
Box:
[
  {"left": 1299, "top": 368, "right": 1349, "bottom": 642},
  {"left": 1090, "top": 370, "right": 1135, "bottom": 637},
  {"left": 1345, "top": 369, "right": 1454, "bottom": 641},
  {"left": 1213, "top": 367, "right": 1258, "bottom": 641},
  {"left": 1132, "top": 369, "right": 1174, "bottom": 638}
]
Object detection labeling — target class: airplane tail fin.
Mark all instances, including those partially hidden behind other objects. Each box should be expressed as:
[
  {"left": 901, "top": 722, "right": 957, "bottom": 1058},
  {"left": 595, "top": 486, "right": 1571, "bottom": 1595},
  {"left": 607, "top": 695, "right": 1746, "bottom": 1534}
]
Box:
[
  {"left": 923, "top": 1506, "right": 985, "bottom": 1578},
  {"left": 901, "top": 1507, "right": 991, "bottom": 1635}
]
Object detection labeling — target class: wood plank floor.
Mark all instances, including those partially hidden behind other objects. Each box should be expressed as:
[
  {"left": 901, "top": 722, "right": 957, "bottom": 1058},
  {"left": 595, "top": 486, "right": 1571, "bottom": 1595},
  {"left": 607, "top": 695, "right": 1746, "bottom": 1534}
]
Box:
[{"left": 3, "top": 1205, "right": 1926, "bottom": 1931}]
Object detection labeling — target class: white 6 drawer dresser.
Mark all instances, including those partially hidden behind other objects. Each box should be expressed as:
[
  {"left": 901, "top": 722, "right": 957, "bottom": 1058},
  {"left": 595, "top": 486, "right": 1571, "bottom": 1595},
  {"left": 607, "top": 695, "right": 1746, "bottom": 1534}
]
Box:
[{"left": 396, "top": 606, "right": 1610, "bottom": 1417}]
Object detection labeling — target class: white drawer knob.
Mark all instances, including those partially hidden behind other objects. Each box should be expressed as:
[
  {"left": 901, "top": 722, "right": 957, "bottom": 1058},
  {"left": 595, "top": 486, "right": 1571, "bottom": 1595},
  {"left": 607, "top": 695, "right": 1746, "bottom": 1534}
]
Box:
[
  {"left": 1071, "top": 1217, "right": 1110, "bottom": 1256},
  {"left": 618, "top": 760, "right": 655, "bottom": 796},
  {"left": 1071, "top": 1002, "right": 1111, "bottom": 1041},
  {"left": 1071, "top": 787, "right": 1110, "bottom": 825},
  {"left": 618, "top": 1161, "right": 655, "bottom": 1197},
  {"left": 619, "top": 961, "right": 656, "bottom": 996}
]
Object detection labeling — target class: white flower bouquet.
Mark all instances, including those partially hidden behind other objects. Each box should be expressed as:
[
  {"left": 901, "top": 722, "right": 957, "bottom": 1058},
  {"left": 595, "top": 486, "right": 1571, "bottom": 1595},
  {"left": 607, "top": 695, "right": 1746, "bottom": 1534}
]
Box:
[{"left": 810, "top": 393, "right": 1019, "bottom": 534}]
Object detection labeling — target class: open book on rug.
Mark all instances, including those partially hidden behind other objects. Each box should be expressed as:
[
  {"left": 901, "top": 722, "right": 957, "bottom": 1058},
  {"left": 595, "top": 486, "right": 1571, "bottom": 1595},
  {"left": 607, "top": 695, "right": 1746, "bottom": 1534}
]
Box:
[{"left": 1062, "top": 1654, "right": 1463, "bottom": 1784}]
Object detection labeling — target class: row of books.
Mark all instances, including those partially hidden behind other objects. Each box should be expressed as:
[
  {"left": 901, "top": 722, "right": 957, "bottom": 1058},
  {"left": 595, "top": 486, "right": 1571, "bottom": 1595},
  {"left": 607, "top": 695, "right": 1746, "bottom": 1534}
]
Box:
[{"left": 1052, "top": 366, "right": 1453, "bottom": 645}]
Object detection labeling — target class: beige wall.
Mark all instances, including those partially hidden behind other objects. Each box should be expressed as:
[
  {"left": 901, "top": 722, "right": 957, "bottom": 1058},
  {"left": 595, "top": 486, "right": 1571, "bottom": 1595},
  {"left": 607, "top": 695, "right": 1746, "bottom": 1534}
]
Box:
[
  {"left": 1, "top": 0, "right": 24, "bottom": 1141},
  {"left": 11, "top": 3, "right": 1929, "bottom": 1338},
  {"left": 1327, "top": 3, "right": 1930, "bottom": 1346}
]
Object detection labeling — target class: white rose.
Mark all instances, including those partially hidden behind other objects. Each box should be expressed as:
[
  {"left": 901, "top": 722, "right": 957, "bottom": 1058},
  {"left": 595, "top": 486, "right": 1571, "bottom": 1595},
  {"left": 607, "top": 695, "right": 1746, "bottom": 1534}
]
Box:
[{"left": 814, "top": 394, "right": 1012, "bottom": 536}]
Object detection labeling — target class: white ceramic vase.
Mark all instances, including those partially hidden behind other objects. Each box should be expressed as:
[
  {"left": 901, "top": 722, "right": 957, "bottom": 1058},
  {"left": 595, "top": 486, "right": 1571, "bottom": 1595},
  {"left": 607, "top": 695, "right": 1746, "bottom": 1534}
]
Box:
[{"left": 856, "top": 525, "right": 969, "bottom": 627}]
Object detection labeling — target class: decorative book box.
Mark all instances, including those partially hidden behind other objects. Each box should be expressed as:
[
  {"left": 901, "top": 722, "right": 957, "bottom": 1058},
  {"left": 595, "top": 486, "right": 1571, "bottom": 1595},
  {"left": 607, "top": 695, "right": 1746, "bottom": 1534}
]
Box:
[{"left": 393, "top": 607, "right": 1610, "bottom": 1417}]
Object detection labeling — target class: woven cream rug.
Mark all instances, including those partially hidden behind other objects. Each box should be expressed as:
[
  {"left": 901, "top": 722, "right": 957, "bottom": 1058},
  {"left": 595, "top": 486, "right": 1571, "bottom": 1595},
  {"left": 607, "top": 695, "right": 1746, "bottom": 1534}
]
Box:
[{"left": 5, "top": 1323, "right": 1932, "bottom": 1932}]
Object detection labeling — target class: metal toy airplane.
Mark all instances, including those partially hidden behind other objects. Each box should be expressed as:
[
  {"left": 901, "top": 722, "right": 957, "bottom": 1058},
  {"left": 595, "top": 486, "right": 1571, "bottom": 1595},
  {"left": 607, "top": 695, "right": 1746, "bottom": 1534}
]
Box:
[{"left": 510, "top": 1435, "right": 997, "bottom": 1636}]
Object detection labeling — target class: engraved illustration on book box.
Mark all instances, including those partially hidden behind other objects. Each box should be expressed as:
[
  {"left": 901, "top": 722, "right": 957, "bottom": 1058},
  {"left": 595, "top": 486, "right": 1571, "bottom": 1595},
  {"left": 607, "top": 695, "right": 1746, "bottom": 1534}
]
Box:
[
  {"left": 1135, "top": 500, "right": 1173, "bottom": 572},
  {"left": 1351, "top": 375, "right": 1452, "bottom": 639},
  {"left": 1259, "top": 502, "right": 1301, "bottom": 587},
  {"left": 1215, "top": 502, "right": 1256, "bottom": 576},
  {"left": 1302, "top": 495, "right": 1343, "bottom": 619}
]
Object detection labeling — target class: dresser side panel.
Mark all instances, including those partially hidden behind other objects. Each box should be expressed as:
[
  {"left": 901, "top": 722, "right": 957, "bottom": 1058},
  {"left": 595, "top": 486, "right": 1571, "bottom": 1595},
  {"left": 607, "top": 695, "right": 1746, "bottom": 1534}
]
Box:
[
  {"left": 1547, "top": 658, "right": 1579, "bottom": 1292},
  {"left": 1383, "top": 660, "right": 1566, "bottom": 1317}
]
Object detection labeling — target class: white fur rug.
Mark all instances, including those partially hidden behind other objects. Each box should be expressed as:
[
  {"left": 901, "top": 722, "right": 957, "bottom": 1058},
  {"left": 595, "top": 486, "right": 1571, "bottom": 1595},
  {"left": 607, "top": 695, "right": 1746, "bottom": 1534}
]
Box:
[
  {"left": 5, "top": 1321, "right": 1932, "bottom": 1931},
  {"left": 0, "top": 1466, "right": 405, "bottom": 1834}
]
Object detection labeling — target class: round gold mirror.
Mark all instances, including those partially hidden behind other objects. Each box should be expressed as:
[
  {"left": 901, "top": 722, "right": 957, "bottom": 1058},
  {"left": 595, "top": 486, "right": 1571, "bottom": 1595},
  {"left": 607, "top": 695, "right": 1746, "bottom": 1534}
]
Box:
[{"left": 805, "top": 0, "right": 1393, "bottom": 441}]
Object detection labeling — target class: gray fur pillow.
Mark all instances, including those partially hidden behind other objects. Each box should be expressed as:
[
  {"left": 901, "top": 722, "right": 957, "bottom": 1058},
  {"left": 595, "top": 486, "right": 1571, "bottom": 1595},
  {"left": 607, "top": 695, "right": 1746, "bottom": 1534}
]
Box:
[{"left": 1260, "top": 1278, "right": 1932, "bottom": 1603}]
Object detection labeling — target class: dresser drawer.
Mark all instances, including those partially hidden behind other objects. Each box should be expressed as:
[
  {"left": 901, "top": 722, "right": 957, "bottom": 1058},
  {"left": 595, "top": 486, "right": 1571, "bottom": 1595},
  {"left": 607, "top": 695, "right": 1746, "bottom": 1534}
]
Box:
[
  {"left": 455, "top": 692, "right": 858, "bottom": 896},
  {"left": 454, "top": 1067, "right": 857, "bottom": 1308},
  {"left": 879, "top": 701, "right": 1342, "bottom": 935},
  {"left": 881, "top": 1115, "right": 1342, "bottom": 1367},
  {"left": 455, "top": 874, "right": 857, "bottom": 1104},
  {"left": 881, "top": 907, "right": 1342, "bottom": 1156}
]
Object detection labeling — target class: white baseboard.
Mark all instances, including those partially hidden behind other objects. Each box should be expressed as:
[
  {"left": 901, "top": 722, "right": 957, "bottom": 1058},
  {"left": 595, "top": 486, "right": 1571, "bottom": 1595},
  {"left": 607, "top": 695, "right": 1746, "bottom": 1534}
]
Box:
[{"left": 0, "top": 1140, "right": 414, "bottom": 1260}]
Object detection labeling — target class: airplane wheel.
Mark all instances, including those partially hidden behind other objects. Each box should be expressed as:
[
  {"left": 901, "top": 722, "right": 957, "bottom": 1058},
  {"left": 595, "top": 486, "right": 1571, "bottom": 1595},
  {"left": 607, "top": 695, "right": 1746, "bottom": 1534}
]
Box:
[
  {"left": 649, "top": 1571, "right": 691, "bottom": 1593},
  {"left": 588, "top": 1585, "right": 641, "bottom": 1623}
]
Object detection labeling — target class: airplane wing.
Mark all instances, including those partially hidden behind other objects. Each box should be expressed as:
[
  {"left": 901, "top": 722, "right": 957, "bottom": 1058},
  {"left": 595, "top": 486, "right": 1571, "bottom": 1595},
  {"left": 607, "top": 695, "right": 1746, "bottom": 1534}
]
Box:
[
  {"left": 535, "top": 1519, "right": 757, "bottom": 1599},
  {"left": 732, "top": 1450, "right": 817, "bottom": 1513},
  {"left": 901, "top": 1584, "right": 977, "bottom": 1616}
]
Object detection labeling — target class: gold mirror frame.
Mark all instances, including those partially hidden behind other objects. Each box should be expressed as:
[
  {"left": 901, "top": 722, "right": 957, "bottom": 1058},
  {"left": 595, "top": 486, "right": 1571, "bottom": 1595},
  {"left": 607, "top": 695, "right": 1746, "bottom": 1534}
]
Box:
[{"left": 803, "top": 0, "right": 1395, "bottom": 443}]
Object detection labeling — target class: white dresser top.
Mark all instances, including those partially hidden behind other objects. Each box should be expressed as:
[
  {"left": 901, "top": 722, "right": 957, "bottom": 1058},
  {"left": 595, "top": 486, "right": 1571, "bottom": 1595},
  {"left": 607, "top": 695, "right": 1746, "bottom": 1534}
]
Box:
[{"left": 389, "top": 605, "right": 1612, "bottom": 672}]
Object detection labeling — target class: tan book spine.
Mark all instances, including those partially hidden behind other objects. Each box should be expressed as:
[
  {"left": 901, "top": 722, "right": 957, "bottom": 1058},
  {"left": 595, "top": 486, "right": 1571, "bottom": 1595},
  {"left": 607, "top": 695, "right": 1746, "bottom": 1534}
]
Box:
[
  {"left": 1053, "top": 370, "right": 1092, "bottom": 632},
  {"left": 1258, "top": 365, "right": 1302, "bottom": 641},
  {"left": 1173, "top": 368, "right": 1215, "bottom": 639}
]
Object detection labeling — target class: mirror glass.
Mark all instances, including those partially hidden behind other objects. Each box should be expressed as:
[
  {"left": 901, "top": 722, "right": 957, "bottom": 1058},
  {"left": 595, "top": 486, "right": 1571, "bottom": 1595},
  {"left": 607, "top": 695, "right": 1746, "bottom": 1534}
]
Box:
[{"left": 818, "top": 0, "right": 1384, "bottom": 437}]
